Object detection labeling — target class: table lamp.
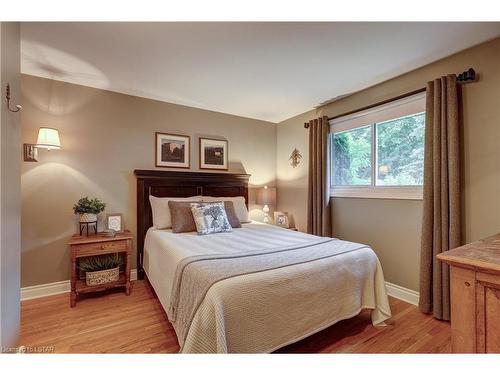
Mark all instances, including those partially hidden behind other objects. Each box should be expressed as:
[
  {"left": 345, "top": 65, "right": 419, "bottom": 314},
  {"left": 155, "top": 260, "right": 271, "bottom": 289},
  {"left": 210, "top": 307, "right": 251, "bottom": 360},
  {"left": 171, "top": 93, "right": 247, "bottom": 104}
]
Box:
[{"left": 256, "top": 185, "right": 276, "bottom": 223}]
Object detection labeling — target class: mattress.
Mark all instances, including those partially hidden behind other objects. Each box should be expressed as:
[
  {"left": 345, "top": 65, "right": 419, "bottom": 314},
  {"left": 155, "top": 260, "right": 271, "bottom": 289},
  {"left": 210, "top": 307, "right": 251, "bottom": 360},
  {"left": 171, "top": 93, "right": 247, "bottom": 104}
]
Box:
[{"left": 143, "top": 222, "right": 391, "bottom": 353}]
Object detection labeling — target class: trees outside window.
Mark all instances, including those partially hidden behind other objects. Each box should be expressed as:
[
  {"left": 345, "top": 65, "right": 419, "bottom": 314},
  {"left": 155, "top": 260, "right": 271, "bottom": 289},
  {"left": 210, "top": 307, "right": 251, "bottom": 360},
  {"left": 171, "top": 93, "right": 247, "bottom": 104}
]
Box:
[{"left": 332, "top": 112, "right": 425, "bottom": 188}]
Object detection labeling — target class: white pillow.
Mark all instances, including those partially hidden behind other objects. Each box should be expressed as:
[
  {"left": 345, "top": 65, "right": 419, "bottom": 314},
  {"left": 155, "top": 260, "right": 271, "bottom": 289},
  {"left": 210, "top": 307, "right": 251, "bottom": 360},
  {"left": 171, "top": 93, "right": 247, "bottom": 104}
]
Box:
[
  {"left": 149, "top": 195, "right": 202, "bottom": 229},
  {"left": 202, "top": 196, "right": 250, "bottom": 223}
]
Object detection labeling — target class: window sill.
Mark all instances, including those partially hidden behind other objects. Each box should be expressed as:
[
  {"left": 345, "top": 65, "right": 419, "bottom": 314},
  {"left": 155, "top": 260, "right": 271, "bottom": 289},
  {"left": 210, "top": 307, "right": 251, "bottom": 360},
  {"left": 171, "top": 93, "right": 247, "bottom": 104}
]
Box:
[{"left": 331, "top": 186, "right": 423, "bottom": 200}]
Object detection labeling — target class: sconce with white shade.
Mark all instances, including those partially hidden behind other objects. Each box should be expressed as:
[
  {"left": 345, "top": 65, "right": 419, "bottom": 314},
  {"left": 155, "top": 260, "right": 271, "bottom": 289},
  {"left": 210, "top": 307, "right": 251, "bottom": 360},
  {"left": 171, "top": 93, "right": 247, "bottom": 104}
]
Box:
[
  {"left": 24, "top": 127, "right": 62, "bottom": 162},
  {"left": 256, "top": 185, "right": 276, "bottom": 223}
]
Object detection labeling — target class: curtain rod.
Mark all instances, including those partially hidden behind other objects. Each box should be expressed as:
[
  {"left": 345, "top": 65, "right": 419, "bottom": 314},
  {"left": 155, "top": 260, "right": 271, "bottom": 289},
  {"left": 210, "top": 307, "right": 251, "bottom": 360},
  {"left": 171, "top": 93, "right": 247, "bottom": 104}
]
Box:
[{"left": 304, "top": 68, "right": 476, "bottom": 128}]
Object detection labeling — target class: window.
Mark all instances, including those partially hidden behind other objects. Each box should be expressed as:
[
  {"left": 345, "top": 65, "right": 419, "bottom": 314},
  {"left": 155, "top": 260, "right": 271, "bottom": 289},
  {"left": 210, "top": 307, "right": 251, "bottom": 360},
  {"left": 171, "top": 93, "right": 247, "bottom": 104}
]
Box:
[
  {"left": 330, "top": 93, "right": 425, "bottom": 199},
  {"left": 332, "top": 125, "right": 372, "bottom": 186}
]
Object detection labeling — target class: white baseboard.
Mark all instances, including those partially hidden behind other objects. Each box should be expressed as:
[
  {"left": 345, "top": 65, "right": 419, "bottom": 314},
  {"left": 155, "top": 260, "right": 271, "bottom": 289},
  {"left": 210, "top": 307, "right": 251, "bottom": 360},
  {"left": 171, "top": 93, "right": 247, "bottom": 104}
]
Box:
[
  {"left": 21, "top": 269, "right": 138, "bottom": 301},
  {"left": 21, "top": 271, "right": 417, "bottom": 306},
  {"left": 21, "top": 279, "right": 70, "bottom": 301},
  {"left": 385, "top": 281, "right": 419, "bottom": 306}
]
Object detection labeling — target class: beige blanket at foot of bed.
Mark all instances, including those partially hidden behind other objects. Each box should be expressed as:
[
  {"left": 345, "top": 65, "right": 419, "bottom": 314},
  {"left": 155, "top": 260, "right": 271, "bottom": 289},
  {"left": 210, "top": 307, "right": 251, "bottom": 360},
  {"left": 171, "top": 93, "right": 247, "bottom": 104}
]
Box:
[{"left": 178, "top": 243, "right": 391, "bottom": 353}]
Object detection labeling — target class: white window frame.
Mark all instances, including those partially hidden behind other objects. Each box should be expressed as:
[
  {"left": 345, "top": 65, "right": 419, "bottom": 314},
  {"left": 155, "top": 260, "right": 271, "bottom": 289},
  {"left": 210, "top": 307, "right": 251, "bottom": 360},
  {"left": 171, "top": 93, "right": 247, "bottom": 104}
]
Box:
[{"left": 330, "top": 92, "right": 425, "bottom": 200}]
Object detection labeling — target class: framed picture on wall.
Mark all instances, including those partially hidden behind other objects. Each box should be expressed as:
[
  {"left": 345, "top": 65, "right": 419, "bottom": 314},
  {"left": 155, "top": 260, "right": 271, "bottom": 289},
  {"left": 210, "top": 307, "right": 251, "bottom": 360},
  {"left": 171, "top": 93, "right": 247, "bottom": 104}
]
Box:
[
  {"left": 199, "top": 138, "right": 228, "bottom": 170},
  {"left": 155, "top": 132, "right": 190, "bottom": 168}
]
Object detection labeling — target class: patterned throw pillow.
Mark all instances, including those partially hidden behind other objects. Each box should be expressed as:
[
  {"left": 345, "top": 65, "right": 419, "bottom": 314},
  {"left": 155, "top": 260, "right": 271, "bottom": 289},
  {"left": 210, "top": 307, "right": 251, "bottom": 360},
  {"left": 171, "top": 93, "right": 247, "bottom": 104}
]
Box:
[{"left": 190, "top": 202, "right": 233, "bottom": 235}]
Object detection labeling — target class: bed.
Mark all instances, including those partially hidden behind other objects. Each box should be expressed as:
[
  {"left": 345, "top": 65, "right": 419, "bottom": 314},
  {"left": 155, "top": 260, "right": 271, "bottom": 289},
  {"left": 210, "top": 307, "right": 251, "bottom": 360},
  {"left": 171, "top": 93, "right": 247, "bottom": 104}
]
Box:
[{"left": 135, "top": 170, "right": 391, "bottom": 353}]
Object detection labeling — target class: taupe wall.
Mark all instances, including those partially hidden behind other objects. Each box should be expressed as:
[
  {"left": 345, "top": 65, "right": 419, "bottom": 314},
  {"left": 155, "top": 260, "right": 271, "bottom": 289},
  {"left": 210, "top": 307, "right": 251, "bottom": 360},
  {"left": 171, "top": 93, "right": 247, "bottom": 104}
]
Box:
[
  {"left": 277, "top": 37, "right": 500, "bottom": 291},
  {"left": 21, "top": 75, "right": 276, "bottom": 287},
  {"left": 1, "top": 22, "right": 21, "bottom": 347},
  {"left": 331, "top": 199, "right": 422, "bottom": 291},
  {"left": 276, "top": 109, "right": 316, "bottom": 230},
  {"left": 20, "top": 37, "right": 500, "bottom": 293}
]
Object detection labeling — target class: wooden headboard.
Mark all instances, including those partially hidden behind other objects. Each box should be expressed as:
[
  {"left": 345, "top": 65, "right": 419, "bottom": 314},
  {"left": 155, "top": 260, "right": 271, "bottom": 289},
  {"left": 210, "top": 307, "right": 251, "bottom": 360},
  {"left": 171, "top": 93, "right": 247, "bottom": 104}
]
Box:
[{"left": 134, "top": 169, "right": 250, "bottom": 279}]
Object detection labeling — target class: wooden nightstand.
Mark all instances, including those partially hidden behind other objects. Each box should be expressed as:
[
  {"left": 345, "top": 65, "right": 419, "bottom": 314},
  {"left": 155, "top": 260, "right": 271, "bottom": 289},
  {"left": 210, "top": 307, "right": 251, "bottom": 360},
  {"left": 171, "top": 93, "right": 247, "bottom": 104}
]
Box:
[
  {"left": 274, "top": 225, "right": 298, "bottom": 231},
  {"left": 68, "top": 230, "right": 133, "bottom": 307}
]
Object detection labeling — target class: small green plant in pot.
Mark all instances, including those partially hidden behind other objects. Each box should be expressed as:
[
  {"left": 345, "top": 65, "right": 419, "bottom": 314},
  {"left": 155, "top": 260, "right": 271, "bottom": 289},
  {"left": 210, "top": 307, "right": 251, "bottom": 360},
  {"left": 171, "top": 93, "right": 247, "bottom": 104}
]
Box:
[
  {"left": 79, "top": 254, "right": 122, "bottom": 286},
  {"left": 73, "top": 197, "right": 106, "bottom": 224}
]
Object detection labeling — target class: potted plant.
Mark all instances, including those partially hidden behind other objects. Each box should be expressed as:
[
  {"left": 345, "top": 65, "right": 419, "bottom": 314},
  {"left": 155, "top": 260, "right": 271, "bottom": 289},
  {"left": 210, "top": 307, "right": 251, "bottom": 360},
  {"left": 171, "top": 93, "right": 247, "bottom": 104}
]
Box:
[
  {"left": 79, "top": 254, "right": 122, "bottom": 286},
  {"left": 73, "top": 197, "right": 106, "bottom": 224}
]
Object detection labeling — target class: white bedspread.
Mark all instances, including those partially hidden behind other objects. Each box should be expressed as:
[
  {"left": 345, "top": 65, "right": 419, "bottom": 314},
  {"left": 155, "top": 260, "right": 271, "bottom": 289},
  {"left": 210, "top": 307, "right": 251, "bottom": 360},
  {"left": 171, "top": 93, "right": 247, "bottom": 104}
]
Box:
[{"left": 143, "top": 222, "right": 391, "bottom": 353}]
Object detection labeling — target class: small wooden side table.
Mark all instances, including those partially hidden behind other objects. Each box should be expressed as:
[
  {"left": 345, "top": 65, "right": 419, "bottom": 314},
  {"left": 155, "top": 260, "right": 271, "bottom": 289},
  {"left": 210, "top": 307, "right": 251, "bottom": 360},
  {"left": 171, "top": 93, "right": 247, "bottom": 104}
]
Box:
[
  {"left": 274, "top": 225, "right": 298, "bottom": 231},
  {"left": 68, "top": 230, "right": 133, "bottom": 307}
]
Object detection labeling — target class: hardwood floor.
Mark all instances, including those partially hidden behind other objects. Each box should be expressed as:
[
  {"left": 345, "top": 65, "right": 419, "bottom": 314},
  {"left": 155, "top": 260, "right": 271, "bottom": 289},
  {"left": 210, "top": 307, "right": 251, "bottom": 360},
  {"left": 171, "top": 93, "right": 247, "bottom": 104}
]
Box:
[
  {"left": 20, "top": 280, "right": 450, "bottom": 353},
  {"left": 20, "top": 281, "right": 178, "bottom": 353}
]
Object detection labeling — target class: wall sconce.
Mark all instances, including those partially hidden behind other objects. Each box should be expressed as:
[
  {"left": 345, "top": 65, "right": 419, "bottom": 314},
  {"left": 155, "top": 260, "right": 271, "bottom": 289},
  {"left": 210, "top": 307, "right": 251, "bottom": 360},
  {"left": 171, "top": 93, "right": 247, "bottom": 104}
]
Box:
[{"left": 24, "top": 127, "right": 61, "bottom": 162}]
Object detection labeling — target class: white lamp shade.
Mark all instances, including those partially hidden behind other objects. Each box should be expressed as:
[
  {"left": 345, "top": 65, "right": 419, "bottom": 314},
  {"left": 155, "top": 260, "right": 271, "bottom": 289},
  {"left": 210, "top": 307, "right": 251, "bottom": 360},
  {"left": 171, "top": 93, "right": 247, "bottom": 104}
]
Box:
[{"left": 36, "top": 127, "right": 61, "bottom": 149}]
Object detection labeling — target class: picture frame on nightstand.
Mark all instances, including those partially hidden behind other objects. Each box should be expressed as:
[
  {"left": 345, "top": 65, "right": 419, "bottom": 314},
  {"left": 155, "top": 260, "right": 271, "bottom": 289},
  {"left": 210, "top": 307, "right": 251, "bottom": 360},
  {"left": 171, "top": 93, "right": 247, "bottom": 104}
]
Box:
[
  {"left": 274, "top": 211, "right": 290, "bottom": 228},
  {"left": 106, "top": 213, "right": 124, "bottom": 233}
]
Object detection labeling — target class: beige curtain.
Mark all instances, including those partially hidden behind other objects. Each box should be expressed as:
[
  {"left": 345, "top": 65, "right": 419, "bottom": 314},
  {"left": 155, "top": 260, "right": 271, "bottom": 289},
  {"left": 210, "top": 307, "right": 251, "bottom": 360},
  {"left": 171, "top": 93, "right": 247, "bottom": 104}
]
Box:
[
  {"left": 307, "top": 116, "right": 332, "bottom": 237},
  {"left": 419, "top": 75, "right": 461, "bottom": 321}
]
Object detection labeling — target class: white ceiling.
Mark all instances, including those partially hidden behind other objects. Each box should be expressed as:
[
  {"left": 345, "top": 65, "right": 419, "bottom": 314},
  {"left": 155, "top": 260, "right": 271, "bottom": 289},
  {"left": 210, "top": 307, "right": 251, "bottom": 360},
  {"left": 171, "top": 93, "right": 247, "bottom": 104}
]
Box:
[{"left": 21, "top": 22, "right": 500, "bottom": 123}]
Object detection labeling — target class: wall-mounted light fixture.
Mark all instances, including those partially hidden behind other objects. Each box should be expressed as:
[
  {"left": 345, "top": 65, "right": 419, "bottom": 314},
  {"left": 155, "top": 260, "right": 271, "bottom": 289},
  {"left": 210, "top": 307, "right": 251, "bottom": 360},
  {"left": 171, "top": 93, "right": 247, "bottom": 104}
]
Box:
[{"left": 24, "top": 127, "right": 61, "bottom": 162}]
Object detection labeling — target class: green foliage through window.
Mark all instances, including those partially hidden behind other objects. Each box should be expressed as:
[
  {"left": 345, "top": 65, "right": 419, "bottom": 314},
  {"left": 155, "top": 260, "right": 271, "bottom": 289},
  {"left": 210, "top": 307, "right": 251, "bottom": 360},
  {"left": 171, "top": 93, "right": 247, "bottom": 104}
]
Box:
[
  {"left": 333, "top": 126, "right": 371, "bottom": 185},
  {"left": 331, "top": 112, "right": 425, "bottom": 187},
  {"left": 376, "top": 113, "right": 425, "bottom": 186}
]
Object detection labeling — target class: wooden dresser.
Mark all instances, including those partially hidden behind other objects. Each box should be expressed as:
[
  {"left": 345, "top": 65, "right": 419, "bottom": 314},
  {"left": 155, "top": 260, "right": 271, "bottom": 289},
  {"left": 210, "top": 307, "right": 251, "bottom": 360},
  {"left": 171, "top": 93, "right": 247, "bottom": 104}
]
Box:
[{"left": 438, "top": 234, "right": 500, "bottom": 353}]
